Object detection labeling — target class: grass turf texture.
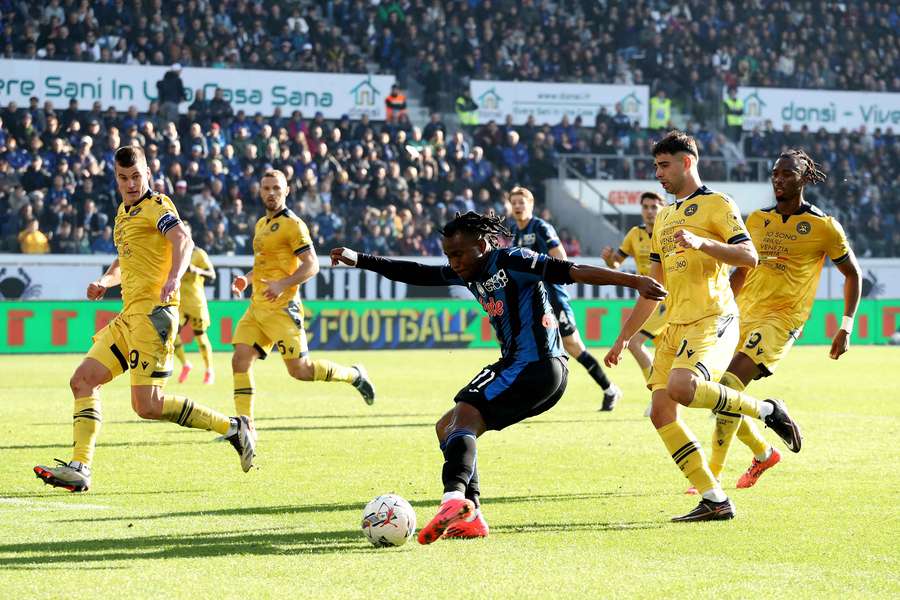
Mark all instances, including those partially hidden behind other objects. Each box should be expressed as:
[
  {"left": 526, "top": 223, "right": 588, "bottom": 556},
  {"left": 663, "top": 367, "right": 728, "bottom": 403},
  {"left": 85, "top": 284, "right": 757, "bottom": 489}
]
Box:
[{"left": 1, "top": 347, "right": 898, "bottom": 598}]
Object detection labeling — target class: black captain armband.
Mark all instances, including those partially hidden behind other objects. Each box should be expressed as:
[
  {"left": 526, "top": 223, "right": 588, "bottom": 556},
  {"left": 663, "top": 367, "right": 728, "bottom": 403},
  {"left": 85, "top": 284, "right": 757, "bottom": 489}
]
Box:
[
  {"left": 543, "top": 257, "right": 576, "bottom": 284},
  {"left": 649, "top": 252, "right": 661, "bottom": 262},
  {"left": 157, "top": 213, "right": 180, "bottom": 234},
  {"left": 727, "top": 233, "right": 750, "bottom": 244},
  {"left": 293, "top": 244, "right": 311, "bottom": 255}
]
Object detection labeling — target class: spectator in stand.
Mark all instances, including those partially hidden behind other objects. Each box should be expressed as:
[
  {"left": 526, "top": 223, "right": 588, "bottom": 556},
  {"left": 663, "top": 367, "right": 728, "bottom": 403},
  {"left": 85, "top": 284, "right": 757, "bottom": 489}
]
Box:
[
  {"left": 157, "top": 64, "right": 187, "bottom": 124},
  {"left": 19, "top": 218, "right": 50, "bottom": 254},
  {"left": 385, "top": 85, "right": 408, "bottom": 125},
  {"left": 91, "top": 225, "right": 116, "bottom": 254}
]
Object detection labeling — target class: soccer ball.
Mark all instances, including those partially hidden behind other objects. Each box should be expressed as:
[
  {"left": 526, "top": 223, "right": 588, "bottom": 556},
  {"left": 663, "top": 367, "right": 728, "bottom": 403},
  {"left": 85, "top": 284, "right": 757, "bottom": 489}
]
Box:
[{"left": 361, "top": 494, "right": 416, "bottom": 547}]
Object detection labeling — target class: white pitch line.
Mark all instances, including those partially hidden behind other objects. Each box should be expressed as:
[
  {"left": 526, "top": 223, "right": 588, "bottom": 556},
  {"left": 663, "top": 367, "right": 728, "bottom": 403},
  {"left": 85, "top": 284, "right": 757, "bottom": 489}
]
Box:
[{"left": 0, "top": 497, "right": 111, "bottom": 511}]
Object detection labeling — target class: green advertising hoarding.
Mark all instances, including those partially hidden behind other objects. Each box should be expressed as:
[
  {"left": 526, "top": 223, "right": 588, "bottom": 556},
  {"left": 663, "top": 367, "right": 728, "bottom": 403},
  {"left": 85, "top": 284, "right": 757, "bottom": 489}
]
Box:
[{"left": 1, "top": 299, "right": 898, "bottom": 354}]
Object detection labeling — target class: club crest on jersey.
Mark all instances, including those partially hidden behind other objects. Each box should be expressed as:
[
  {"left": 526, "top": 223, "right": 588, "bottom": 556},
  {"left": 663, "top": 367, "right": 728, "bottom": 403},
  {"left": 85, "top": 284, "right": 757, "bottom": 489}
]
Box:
[
  {"left": 519, "top": 233, "right": 536, "bottom": 246},
  {"left": 764, "top": 218, "right": 771, "bottom": 227},
  {"left": 480, "top": 296, "right": 504, "bottom": 317},
  {"left": 270, "top": 222, "right": 280, "bottom": 232},
  {"left": 796, "top": 221, "right": 811, "bottom": 235},
  {"left": 684, "top": 203, "right": 698, "bottom": 216},
  {"left": 482, "top": 269, "right": 509, "bottom": 292}
]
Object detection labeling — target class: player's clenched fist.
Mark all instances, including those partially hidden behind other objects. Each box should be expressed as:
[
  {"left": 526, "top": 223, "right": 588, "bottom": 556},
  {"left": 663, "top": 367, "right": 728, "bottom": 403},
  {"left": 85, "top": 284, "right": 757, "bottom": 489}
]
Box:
[
  {"left": 86, "top": 281, "right": 107, "bottom": 300},
  {"left": 231, "top": 275, "right": 248, "bottom": 297},
  {"left": 674, "top": 228, "right": 706, "bottom": 250},
  {"left": 330, "top": 247, "right": 359, "bottom": 267}
]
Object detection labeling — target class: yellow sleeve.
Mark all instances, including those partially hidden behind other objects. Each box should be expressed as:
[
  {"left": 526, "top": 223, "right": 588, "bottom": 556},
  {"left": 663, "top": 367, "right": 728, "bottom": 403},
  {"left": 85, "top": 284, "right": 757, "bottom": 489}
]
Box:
[
  {"left": 619, "top": 228, "right": 635, "bottom": 257},
  {"left": 146, "top": 195, "right": 181, "bottom": 235},
  {"left": 649, "top": 214, "right": 662, "bottom": 263},
  {"left": 826, "top": 217, "right": 851, "bottom": 264},
  {"left": 292, "top": 218, "right": 314, "bottom": 256},
  {"left": 711, "top": 196, "right": 750, "bottom": 244},
  {"left": 195, "top": 248, "right": 214, "bottom": 270}
]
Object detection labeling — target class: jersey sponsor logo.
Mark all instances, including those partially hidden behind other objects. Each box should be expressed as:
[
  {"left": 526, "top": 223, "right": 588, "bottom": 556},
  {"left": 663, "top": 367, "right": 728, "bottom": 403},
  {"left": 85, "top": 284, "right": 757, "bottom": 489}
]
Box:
[
  {"left": 684, "top": 203, "right": 698, "bottom": 216},
  {"left": 129, "top": 207, "right": 142, "bottom": 217},
  {"left": 518, "top": 233, "right": 536, "bottom": 246},
  {"left": 479, "top": 296, "right": 504, "bottom": 317},
  {"left": 796, "top": 221, "right": 811, "bottom": 235},
  {"left": 270, "top": 222, "right": 280, "bottom": 232},
  {"left": 482, "top": 269, "right": 509, "bottom": 292}
]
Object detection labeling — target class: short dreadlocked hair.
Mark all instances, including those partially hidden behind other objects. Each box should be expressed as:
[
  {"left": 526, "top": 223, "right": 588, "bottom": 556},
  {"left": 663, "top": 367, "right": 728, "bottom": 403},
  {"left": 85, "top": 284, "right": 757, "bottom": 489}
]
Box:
[
  {"left": 440, "top": 210, "right": 511, "bottom": 248},
  {"left": 778, "top": 149, "right": 827, "bottom": 185}
]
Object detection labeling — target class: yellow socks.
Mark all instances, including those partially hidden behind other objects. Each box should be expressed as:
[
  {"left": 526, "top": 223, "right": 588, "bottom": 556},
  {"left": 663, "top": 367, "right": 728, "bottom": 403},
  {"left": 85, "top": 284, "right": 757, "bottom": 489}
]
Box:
[
  {"left": 312, "top": 359, "right": 358, "bottom": 384},
  {"left": 161, "top": 395, "right": 231, "bottom": 435},
  {"left": 234, "top": 371, "right": 255, "bottom": 422},
  {"left": 657, "top": 420, "right": 718, "bottom": 494},
  {"left": 737, "top": 418, "right": 770, "bottom": 459},
  {"left": 173, "top": 343, "right": 187, "bottom": 366},
  {"left": 690, "top": 379, "right": 764, "bottom": 418},
  {"left": 196, "top": 333, "right": 213, "bottom": 371},
  {"left": 72, "top": 396, "right": 102, "bottom": 466},
  {"left": 708, "top": 371, "right": 744, "bottom": 478}
]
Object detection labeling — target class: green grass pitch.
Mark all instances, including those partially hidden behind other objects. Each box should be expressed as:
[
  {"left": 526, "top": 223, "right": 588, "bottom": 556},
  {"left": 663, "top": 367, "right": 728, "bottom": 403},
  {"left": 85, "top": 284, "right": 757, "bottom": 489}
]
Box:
[{"left": 1, "top": 347, "right": 898, "bottom": 598}]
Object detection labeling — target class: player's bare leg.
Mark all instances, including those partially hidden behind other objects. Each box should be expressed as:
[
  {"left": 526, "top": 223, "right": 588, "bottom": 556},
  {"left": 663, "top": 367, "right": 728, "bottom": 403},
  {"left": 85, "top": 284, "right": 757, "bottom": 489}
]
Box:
[
  {"left": 419, "top": 403, "right": 487, "bottom": 544},
  {"left": 34, "top": 358, "right": 112, "bottom": 492},
  {"left": 563, "top": 331, "right": 621, "bottom": 411},
  {"left": 627, "top": 332, "right": 654, "bottom": 415}
]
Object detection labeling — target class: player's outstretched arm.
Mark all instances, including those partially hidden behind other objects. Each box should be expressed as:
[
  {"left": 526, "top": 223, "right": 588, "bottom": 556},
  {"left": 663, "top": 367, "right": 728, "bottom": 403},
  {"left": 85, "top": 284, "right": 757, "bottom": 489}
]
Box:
[
  {"left": 567, "top": 264, "right": 667, "bottom": 300},
  {"left": 161, "top": 223, "right": 194, "bottom": 303},
  {"left": 830, "top": 252, "right": 861, "bottom": 360},
  {"left": 674, "top": 229, "right": 758, "bottom": 268},
  {"left": 330, "top": 247, "right": 460, "bottom": 286},
  {"left": 87, "top": 258, "right": 121, "bottom": 300}
]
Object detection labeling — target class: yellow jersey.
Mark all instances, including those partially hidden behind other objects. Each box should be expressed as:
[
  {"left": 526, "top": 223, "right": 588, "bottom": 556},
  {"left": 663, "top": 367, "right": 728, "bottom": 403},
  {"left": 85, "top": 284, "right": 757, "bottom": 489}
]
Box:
[
  {"left": 618, "top": 225, "right": 655, "bottom": 276},
  {"left": 738, "top": 203, "right": 851, "bottom": 329},
  {"left": 114, "top": 190, "right": 181, "bottom": 315},
  {"left": 650, "top": 185, "right": 750, "bottom": 325},
  {"left": 250, "top": 207, "right": 313, "bottom": 310},
  {"left": 180, "top": 247, "right": 213, "bottom": 312}
]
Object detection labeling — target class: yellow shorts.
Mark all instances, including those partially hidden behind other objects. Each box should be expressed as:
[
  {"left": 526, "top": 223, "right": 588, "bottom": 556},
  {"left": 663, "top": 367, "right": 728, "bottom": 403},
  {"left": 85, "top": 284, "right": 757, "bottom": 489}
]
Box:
[
  {"left": 233, "top": 301, "right": 309, "bottom": 361},
  {"left": 639, "top": 302, "right": 669, "bottom": 339},
  {"left": 179, "top": 301, "right": 211, "bottom": 333},
  {"left": 648, "top": 313, "right": 739, "bottom": 391},
  {"left": 736, "top": 319, "right": 801, "bottom": 378},
  {"left": 86, "top": 306, "right": 177, "bottom": 387}
]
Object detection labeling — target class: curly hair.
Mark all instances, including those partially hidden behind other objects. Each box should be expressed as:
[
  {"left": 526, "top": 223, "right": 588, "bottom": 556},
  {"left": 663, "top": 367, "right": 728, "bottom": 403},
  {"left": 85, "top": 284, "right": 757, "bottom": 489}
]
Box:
[
  {"left": 779, "top": 149, "right": 827, "bottom": 185},
  {"left": 440, "top": 210, "right": 511, "bottom": 248}
]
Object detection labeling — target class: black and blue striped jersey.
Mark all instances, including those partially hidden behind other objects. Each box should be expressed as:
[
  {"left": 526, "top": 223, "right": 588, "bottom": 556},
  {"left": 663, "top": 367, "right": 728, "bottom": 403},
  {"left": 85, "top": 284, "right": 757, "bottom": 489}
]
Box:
[{"left": 356, "top": 248, "right": 571, "bottom": 362}]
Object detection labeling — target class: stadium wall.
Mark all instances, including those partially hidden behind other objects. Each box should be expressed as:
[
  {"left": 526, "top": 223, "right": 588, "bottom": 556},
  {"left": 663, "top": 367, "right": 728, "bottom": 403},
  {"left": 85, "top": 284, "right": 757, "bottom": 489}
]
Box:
[
  {"left": 2, "top": 255, "right": 897, "bottom": 301},
  {"left": 1, "top": 299, "right": 898, "bottom": 354}
]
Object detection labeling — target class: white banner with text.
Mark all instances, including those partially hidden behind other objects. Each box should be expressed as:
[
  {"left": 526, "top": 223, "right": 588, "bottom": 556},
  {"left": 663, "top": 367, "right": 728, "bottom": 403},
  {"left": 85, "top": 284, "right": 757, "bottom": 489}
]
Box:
[
  {"left": 0, "top": 59, "right": 394, "bottom": 119},
  {"left": 735, "top": 86, "right": 900, "bottom": 133},
  {"left": 470, "top": 80, "right": 649, "bottom": 127}
]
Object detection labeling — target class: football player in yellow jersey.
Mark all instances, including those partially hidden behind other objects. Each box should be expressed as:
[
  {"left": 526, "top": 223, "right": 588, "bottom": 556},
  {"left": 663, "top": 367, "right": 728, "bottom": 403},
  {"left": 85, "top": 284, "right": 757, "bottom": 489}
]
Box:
[
  {"left": 174, "top": 222, "right": 217, "bottom": 385},
  {"left": 602, "top": 191, "right": 668, "bottom": 387},
  {"left": 230, "top": 170, "right": 375, "bottom": 430},
  {"left": 604, "top": 131, "right": 803, "bottom": 522},
  {"left": 690, "top": 150, "right": 860, "bottom": 492},
  {"left": 34, "top": 146, "right": 255, "bottom": 492}
]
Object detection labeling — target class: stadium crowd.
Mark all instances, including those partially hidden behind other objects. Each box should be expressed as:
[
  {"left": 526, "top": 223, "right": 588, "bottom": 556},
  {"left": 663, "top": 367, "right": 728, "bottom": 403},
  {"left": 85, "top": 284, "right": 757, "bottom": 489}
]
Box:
[{"left": 0, "top": 0, "right": 898, "bottom": 257}]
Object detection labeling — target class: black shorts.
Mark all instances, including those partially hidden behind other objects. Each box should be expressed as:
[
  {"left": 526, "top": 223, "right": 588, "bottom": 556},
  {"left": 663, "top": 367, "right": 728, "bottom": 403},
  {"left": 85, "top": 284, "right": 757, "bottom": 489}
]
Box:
[
  {"left": 550, "top": 296, "right": 578, "bottom": 338},
  {"left": 454, "top": 356, "right": 569, "bottom": 431}
]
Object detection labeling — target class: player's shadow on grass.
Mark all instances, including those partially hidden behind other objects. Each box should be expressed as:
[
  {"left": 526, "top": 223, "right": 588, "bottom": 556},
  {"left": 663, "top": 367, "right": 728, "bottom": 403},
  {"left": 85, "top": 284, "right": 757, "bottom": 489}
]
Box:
[
  {"left": 0, "top": 440, "right": 188, "bottom": 451},
  {"left": 0, "top": 528, "right": 373, "bottom": 566},
  {"left": 55, "top": 491, "right": 658, "bottom": 524}
]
